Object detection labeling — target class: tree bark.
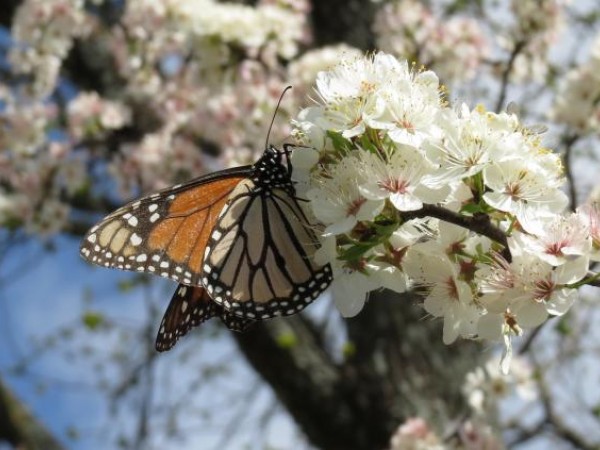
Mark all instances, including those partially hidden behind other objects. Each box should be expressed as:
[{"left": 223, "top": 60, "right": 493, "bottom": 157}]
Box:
[
  {"left": 310, "top": 0, "right": 378, "bottom": 51},
  {"left": 0, "top": 378, "right": 66, "bottom": 450},
  {"left": 235, "top": 291, "right": 483, "bottom": 450},
  {"left": 0, "top": 0, "right": 20, "bottom": 28}
]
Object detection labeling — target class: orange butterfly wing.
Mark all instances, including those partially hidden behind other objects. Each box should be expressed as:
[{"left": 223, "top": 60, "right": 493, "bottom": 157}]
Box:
[{"left": 80, "top": 168, "right": 250, "bottom": 286}]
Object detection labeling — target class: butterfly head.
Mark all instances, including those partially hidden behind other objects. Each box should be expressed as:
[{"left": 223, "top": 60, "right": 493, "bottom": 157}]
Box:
[{"left": 253, "top": 145, "right": 295, "bottom": 193}]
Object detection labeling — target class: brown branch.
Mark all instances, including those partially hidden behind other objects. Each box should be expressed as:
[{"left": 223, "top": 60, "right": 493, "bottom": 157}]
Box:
[
  {"left": 400, "top": 204, "right": 511, "bottom": 261},
  {"left": 518, "top": 323, "right": 547, "bottom": 355},
  {"left": 311, "top": 0, "right": 378, "bottom": 50},
  {"left": 505, "top": 419, "right": 547, "bottom": 447},
  {"left": 0, "top": 378, "right": 66, "bottom": 450}
]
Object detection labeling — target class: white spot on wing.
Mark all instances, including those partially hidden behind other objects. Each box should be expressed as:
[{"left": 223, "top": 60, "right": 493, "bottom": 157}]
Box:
[{"left": 130, "top": 233, "right": 142, "bottom": 246}]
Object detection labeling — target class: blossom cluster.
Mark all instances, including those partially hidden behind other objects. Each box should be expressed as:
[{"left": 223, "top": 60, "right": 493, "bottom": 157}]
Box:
[
  {"left": 9, "top": 0, "right": 94, "bottom": 98},
  {"left": 462, "top": 355, "right": 537, "bottom": 417},
  {"left": 2, "top": 0, "right": 318, "bottom": 235},
  {"left": 114, "top": 0, "right": 306, "bottom": 94},
  {"left": 0, "top": 88, "right": 87, "bottom": 236},
  {"left": 549, "top": 33, "right": 600, "bottom": 133},
  {"left": 102, "top": 0, "right": 312, "bottom": 191},
  {"left": 373, "top": 0, "right": 489, "bottom": 81},
  {"left": 499, "top": 0, "right": 569, "bottom": 83},
  {"left": 373, "top": 0, "right": 568, "bottom": 85},
  {"left": 388, "top": 417, "right": 502, "bottom": 450},
  {"left": 292, "top": 52, "right": 598, "bottom": 360},
  {"left": 67, "top": 92, "right": 132, "bottom": 141},
  {"left": 505, "top": 0, "right": 567, "bottom": 83}
]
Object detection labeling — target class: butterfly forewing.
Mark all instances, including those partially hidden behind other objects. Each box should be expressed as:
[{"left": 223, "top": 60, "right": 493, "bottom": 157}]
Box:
[
  {"left": 156, "top": 283, "right": 255, "bottom": 352},
  {"left": 80, "top": 169, "right": 250, "bottom": 286}
]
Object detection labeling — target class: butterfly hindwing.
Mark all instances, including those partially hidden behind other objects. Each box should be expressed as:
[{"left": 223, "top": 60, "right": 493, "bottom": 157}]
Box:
[
  {"left": 156, "top": 283, "right": 255, "bottom": 352},
  {"left": 80, "top": 168, "right": 251, "bottom": 286},
  {"left": 155, "top": 284, "right": 217, "bottom": 352}
]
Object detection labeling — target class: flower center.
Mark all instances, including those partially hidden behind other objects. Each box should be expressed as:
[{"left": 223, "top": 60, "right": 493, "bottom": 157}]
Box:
[
  {"left": 546, "top": 240, "right": 567, "bottom": 257},
  {"left": 505, "top": 182, "right": 522, "bottom": 199},
  {"left": 445, "top": 276, "right": 460, "bottom": 301},
  {"left": 379, "top": 177, "right": 408, "bottom": 194},
  {"left": 347, "top": 197, "right": 366, "bottom": 217},
  {"left": 533, "top": 278, "right": 555, "bottom": 301},
  {"left": 397, "top": 118, "right": 415, "bottom": 132}
]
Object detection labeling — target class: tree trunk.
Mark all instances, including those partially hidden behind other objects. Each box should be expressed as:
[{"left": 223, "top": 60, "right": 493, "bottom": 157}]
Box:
[
  {"left": 0, "top": 378, "right": 66, "bottom": 450},
  {"left": 235, "top": 291, "right": 483, "bottom": 449}
]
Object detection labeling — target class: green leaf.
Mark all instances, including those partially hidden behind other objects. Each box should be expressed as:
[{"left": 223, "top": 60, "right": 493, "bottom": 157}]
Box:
[
  {"left": 338, "top": 243, "right": 374, "bottom": 261},
  {"left": 373, "top": 220, "right": 398, "bottom": 239},
  {"left": 82, "top": 311, "right": 104, "bottom": 330},
  {"left": 342, "top": 341, "right": 356, "bottom": 358},
  {"left": 117, "top": 274, "right": 150, "bottom": 292},
  {"left": 460, "top": 203, "right": 485, "bottom": 214},
  {"left": 326, "top": 130, "right": 352, "bottom": 154},
  {"left": 358, "top": 132, "right": 378, "bottom": 154},
  {"left": 276, "top": 332, "right": 298, "bottom": 349},
  {"left": 554, "top": 315, "right": 572, "bottom": 336}
]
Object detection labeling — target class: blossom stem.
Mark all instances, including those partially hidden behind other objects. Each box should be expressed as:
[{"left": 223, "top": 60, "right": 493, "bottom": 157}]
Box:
[
  {"left": 566, "top": 270, "right": 600, "bottom": 289},
  {"left": 399, "top": 204, "right": 512, "bottom": 261}
]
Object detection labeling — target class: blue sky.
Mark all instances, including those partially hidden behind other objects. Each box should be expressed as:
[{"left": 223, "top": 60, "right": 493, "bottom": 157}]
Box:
[
  {"left": 0, "top": 233, "right": 308, "bottom": 450},
  {"left": 0, "top": 234, "right": 144, "bottom": 449}
]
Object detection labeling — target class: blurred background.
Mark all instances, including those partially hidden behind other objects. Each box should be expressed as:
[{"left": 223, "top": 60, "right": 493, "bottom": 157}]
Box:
[{"left": 1, "top": 0, "right": 600, "bottom": 449}]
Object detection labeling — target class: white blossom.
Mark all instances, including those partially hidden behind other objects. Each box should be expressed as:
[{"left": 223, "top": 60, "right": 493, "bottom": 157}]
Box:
[
  {"left": 307, "top": 155, "right": 384, "bottom": 236},
  {"left": 404, "top": 250, "right": 480, "bottom": 344},
  {"left": 357, "top": 147, "right": 447, "bottom": 212}
]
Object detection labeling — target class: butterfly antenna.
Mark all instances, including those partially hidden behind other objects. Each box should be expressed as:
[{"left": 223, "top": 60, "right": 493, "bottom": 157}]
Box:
[{"left": 265, "top": 86, "right": 292, "bottom": 149}]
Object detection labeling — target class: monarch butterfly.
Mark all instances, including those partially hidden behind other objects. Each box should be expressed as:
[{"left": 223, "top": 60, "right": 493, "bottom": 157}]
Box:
[{"left": 80, "top": 144, "right": 333, "bottom": 351}]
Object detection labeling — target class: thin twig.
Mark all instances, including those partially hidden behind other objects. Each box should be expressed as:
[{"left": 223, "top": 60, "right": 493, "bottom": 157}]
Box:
[
  {"left": 518, "top": 323, "right": 547, "bottom": 355},
  {"left": 561, "top": 133, "right": 580, "bottom": 211},
  {"left": 533, "top": 356, "right": 597, "bottom": 449},
  {"left": 495, "top": 39, "right": 528, "bottom": 113},
  {"left": 211, "top": 379, "right": 263, "bottom": 450}
]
